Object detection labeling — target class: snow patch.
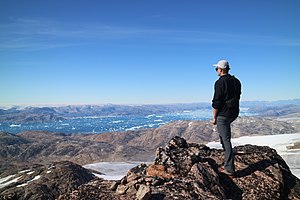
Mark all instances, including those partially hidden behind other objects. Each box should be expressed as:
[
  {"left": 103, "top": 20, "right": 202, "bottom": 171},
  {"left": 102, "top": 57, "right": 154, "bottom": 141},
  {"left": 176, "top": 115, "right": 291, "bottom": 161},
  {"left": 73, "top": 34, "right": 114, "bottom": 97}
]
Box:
[
  {"left": 31, "top": 175, "right": 41, "bottom": 181},
  {"left": 0, "top": 175, "right": 22, "bottom": 189},
  {"left": 18, "top": 169, "right": 31, "bottom": 174},
  {"left": 16, "top": 183, "right": 28, "bottom": 187},
  {"left": 84, "top": 162, "right": 149, "bottom": 180}
]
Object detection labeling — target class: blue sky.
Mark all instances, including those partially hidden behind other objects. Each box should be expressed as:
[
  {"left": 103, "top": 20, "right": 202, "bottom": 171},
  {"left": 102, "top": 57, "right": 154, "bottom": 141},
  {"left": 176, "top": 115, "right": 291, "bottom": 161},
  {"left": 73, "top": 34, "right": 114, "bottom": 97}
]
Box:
[{"left": 0, "top": 0, "right": 300, "bottom": 106}]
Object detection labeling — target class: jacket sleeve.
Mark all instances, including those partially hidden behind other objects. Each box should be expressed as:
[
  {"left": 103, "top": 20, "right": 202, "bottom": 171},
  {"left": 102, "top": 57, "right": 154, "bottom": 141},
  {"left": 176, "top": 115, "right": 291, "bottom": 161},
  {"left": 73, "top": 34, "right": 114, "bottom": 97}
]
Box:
[
  {"left": 212, "top": 80, "right": 223, "bottom": 109},
  {"left": 235, "top": 78, "right": 242, "bottom": 100}
]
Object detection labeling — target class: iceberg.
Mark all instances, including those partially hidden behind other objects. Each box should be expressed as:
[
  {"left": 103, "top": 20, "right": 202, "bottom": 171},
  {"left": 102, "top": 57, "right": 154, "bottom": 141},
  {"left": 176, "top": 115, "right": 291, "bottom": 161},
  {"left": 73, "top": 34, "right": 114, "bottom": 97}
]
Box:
[{"left": 9, "top": 124, "right": 21, "bottom": 127}]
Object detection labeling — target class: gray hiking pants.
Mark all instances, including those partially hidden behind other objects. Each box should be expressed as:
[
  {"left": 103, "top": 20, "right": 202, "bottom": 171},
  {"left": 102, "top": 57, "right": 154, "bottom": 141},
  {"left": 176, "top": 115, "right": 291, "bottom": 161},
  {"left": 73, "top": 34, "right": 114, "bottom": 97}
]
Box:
[{"left": 217, "top": 116, "right": 236, "bottom": 173}]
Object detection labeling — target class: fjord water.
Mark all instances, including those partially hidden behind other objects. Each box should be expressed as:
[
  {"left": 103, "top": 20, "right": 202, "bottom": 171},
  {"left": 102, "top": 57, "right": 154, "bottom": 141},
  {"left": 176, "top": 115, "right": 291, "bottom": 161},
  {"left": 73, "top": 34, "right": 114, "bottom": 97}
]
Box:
[{"left": 0, "top": 108, "right": 253, "bottom": 134}]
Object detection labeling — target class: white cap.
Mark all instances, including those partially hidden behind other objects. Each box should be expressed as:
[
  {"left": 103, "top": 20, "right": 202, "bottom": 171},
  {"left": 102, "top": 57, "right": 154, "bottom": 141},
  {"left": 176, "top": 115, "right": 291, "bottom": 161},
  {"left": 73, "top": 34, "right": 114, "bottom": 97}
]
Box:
[{"left": 213, "top": 59, "right": 230, "bottom": 69}]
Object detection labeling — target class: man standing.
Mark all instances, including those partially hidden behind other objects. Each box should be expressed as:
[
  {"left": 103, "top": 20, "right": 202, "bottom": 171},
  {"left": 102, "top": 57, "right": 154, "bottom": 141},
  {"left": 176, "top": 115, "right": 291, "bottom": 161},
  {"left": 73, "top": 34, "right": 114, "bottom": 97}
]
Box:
[{"left": 212, "top": 59, "right": 241, "bottom": 177}]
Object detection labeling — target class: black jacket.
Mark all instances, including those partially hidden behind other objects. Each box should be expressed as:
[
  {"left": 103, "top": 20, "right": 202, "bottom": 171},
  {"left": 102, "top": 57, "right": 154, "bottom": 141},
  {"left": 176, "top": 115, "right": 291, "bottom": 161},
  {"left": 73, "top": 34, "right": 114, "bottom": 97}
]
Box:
[{"left": 212, "top": 74, "right": 241, "bottom": 119}]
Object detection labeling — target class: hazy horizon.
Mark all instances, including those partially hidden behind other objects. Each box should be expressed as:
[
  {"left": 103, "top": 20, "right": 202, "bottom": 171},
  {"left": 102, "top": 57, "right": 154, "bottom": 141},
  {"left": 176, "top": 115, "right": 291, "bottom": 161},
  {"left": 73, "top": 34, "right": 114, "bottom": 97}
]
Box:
[{"left": 0, "top": 98, "right": 299, "bottom": 109}]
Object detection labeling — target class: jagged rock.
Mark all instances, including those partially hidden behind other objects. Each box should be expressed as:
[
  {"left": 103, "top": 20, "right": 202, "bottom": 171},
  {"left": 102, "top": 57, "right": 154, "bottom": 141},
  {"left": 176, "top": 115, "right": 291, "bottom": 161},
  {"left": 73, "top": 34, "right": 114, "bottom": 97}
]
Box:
[
  {"left": 109, "top": 181, "right": 119, "bottom": 191},
  {"left": 136, "top": 185, "right": 151, "bottom": 200},
  {"left": 58, "top": 179, "right": 121, "bottom": 200},
  {"left": 146, "top": 164, "right": 175, "bottom": 179},
  {"left": 116, "top": 185, "right": 129, "bottom": 195},
  {"left": 167, "top": 135, "right": 188, "bottom": 149}
]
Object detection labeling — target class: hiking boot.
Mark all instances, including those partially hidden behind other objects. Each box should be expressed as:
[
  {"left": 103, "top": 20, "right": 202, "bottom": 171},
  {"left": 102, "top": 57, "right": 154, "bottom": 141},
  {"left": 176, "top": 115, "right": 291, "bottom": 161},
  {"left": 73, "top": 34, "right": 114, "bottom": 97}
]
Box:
[{"left": 218, "top": 167, "right": 236, "bottom": 178}]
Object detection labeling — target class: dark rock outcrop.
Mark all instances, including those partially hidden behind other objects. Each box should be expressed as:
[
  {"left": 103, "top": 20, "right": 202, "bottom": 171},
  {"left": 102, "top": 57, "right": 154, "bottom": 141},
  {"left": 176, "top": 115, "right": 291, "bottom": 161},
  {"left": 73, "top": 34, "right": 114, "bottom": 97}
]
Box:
[
  {"left": 0, "top": 161, "right": 95, "bottom": 200},
  {"left": 57, "top": 137, "right": 300, "bottom": 200},
  {"left": 0, "top": 132, "right": 29, "bottom": 146}
]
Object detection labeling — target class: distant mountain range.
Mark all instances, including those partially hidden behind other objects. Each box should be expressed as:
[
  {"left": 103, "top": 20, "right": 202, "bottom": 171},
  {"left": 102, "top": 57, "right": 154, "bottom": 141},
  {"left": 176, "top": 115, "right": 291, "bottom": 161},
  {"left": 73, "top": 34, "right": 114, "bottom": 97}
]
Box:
[
  {"left": 0, "top": 99, "right": 300, "bottom": 123},
  {"left": 0, "top": 103, "right": 210, "bottom": 123}
]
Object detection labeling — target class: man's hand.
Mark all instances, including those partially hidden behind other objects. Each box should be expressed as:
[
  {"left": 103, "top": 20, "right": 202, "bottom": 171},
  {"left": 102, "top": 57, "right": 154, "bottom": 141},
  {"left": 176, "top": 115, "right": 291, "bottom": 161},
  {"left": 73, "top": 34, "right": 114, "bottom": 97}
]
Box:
[
  {"left": 212, "top": 108, "right": 218, "bottom": 125},
  {"left": 212, "top": 118, "right": 217, "bottom": 125}
]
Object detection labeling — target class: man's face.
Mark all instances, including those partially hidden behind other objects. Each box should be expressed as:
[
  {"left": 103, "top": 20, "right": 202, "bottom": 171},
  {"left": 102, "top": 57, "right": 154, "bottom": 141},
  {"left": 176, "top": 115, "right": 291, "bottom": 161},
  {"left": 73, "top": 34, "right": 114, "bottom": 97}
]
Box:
[{"left": 215, "top": 67, "right": 222, "bottom": 76}]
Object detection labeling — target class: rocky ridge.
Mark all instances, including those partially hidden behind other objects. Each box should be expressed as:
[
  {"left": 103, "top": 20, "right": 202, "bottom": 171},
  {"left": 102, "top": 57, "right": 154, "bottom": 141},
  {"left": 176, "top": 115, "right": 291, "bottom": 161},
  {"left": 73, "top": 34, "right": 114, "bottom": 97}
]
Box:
[
  {"left": 60, "top": 137, "right": 300, "bottom": 199},
  {"left": 1, "top": 136, "right": 300, "bottom": 199},
  {"left": 0, "top": 161, "right": 95, "bottom": 200}
]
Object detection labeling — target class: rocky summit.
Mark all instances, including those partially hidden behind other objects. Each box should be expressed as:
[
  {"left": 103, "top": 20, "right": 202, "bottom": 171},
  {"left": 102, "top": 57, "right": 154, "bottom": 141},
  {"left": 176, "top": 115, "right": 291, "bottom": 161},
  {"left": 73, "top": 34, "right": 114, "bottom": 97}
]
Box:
[
  {"left": 1, "top": 136, "right": 300, "bottom": 199},
  {"left": 57, "top": 137, "right": 300, "bottom": 200}
]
